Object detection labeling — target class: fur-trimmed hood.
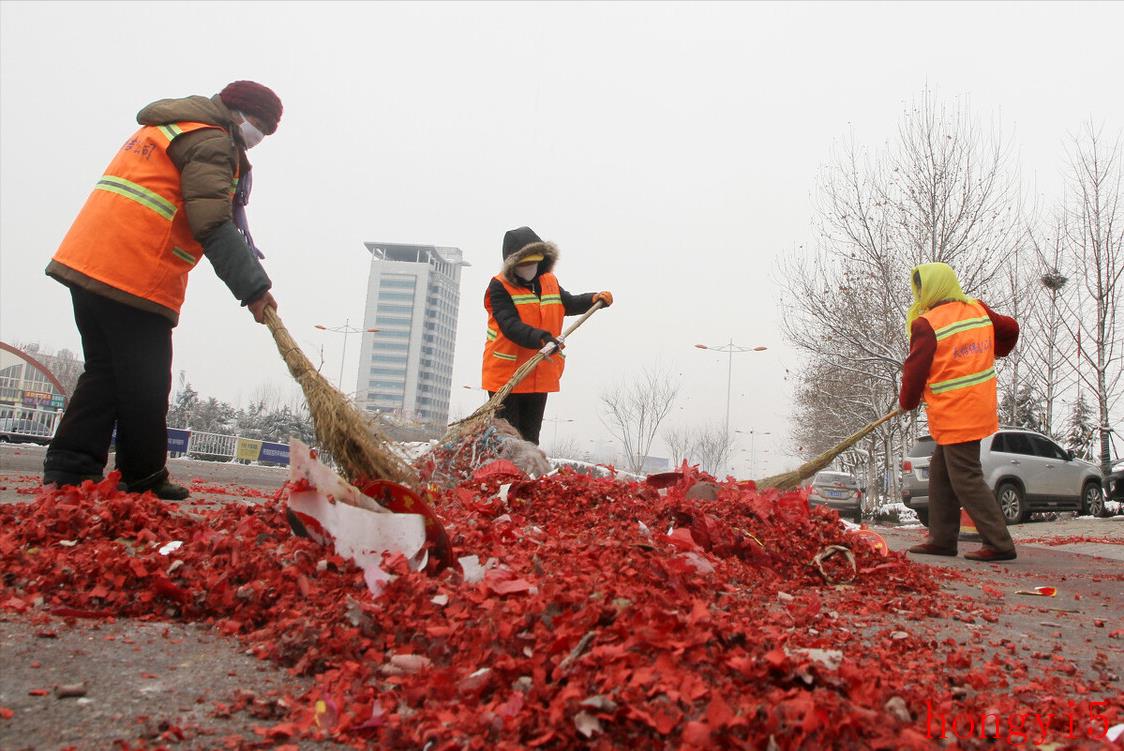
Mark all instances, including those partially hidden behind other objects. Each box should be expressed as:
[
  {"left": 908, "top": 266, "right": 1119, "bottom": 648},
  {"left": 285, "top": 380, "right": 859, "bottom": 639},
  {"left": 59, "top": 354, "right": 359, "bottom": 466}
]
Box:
[{"left": 500, "top": 240, "right": 559, "bottom": 284}]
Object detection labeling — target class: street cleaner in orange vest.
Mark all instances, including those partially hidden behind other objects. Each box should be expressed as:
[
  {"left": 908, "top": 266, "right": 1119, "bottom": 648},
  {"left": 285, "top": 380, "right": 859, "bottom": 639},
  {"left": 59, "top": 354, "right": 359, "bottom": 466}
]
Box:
[
  {"left": 42, "top": 81, "right": 282, "bottom": 500},
  {"left": 482, "top": 227, "right": 613, "bottom": 445},
  {"left": 899, "top": 263, "right": 1019, "bottom": 562}
]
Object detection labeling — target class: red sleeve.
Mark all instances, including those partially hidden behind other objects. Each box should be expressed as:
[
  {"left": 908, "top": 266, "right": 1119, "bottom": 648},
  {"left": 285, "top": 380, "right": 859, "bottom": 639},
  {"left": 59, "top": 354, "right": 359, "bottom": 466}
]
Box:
[
  {"left": 899, "top": 318, "right": 936, "bottom": 411},
  {"left": 978, "top": 300, "right": 1019, "bottom": 357}
]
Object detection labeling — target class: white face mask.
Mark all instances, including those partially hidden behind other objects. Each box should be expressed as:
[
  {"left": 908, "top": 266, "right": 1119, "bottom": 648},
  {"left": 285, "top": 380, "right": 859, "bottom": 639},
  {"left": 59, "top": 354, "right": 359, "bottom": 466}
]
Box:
[
  {"left": 515, "top": 262, "right": 538, "bottom": 281},
  {"left": 237, "top": 115, "right": 265, "bottom": 149}
]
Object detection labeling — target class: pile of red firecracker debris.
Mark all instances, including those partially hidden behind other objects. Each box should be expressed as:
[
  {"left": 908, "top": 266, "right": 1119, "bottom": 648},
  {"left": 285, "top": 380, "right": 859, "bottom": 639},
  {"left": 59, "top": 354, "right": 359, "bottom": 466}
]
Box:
[{"left": 1, "top": 469, "right": 1121, "bottom": 749}]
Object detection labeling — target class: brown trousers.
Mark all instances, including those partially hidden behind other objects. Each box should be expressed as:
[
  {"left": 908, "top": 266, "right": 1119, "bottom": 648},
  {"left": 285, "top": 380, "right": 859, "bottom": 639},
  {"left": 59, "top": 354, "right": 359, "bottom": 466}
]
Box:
[{"left": 927, "top": 440, "right": 1015, "bottom": 553}]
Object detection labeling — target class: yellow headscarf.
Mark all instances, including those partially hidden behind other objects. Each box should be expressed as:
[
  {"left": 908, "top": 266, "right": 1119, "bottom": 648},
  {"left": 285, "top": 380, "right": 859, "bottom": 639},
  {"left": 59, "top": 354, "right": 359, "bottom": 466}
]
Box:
[{"left": 905, "top": 262, "right": 974, "bottom": 334}]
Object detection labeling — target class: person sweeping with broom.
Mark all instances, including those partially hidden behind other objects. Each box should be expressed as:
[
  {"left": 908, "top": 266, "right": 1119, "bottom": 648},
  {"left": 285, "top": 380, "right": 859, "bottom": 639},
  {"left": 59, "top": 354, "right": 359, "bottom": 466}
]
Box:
[
  {"left": 42, "top": 81, "right": 282, "bottom": 499},
  {"left": 482, "top": 227, "right": 613, "bottom": 445},
  {"left": 900, "top": 262, "right": 1019, "bottom": 562}
]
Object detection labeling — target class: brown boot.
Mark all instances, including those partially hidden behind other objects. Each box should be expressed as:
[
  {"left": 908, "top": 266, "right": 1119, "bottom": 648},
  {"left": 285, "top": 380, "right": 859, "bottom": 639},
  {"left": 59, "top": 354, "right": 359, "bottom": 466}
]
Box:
[
  {"left": 907, "top": 542, "right": 957, "bottom": 556},
  {"left": 964, "top": 547, "right": 1017, "bottom": 562}
]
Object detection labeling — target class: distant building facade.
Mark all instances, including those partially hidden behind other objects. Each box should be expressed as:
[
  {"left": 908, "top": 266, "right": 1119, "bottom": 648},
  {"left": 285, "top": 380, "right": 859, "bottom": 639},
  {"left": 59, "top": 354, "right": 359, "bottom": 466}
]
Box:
[
  {"left": 0, "top": 342, "right": 81, "bottom": 437},
  {"left": 356, "top": 242, "right": 468, "bottom": 430}
]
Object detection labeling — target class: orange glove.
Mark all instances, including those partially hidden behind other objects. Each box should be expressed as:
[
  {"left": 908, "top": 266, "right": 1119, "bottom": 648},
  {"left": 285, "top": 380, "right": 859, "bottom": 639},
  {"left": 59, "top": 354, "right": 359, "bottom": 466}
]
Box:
[{"left": 593, "top": 291, "right": 614, "bottom": 307}]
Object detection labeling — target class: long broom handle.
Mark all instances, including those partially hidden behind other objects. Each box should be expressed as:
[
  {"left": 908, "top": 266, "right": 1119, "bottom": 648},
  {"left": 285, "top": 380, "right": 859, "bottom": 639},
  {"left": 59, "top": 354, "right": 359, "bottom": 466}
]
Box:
[
  {"left": 546, "top": 299, "right": 606, "bottom": 351},
  {"left": 759, "top": 407, "right": 903, "bottom": 490},
  {"left": 460, "top": 300, "right": 606, "bottom": 424}
]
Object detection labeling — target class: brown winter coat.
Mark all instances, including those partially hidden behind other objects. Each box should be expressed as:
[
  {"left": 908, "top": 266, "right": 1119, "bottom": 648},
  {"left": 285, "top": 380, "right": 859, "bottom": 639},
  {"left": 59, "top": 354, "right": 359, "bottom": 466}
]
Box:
[
  {"left": 140, "top": 94, "right": 252, "bottom": 241},
  {"left": 46, "top": 95, "right": 270, "bottom": 323}
]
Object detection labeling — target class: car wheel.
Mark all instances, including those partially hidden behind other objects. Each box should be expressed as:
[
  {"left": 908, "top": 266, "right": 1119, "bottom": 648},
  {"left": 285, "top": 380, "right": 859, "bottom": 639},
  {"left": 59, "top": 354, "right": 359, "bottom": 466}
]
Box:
[
  {"left": 853, "top": 508, "right": 863, "bottom": 525},
  {"left": 996, "top": 481, "right": 1028, "bottom": 524},
  {"left": 915, "top": 507, "right": 929, "bottom": 527},
  {"left": 1081, "top": 482, "right": 1106, "bottom": 518}
]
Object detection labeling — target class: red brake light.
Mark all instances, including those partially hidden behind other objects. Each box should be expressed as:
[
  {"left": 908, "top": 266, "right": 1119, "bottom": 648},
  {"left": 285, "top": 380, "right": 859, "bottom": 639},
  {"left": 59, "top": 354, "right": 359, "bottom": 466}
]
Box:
[{"left": 902, "top": 460, "right": 913, "bottom": 472}]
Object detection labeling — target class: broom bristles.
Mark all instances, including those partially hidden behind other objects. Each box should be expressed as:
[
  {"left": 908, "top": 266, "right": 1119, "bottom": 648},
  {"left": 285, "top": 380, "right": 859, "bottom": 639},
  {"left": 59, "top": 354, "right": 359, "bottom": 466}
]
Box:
[
  {"left": 443, "top": 351, "right": 549, "bottom": 442},
  {"left": 759, "top": 409, "right": 901, "bottom": 491},
  {"left": 439, "top": 300, "right": 606, "bottom": 445},
  {"left": 264, "top": 308, "right": 418, "bottom": 487}
]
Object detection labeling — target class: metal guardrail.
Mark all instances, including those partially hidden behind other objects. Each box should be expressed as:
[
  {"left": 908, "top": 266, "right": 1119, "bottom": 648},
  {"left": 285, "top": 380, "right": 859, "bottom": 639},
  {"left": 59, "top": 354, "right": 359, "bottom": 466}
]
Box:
[
  {"left": 0, "top": 405, "right": 63, "bottom": 441},
  {"left": 178, "top": 429, "right": 291, "bottom": 465},
  {"left": 185, "top": 430, "right": 238, "bottom": 459},
  {"left": 0, "top": 406, "right": 293, "bottom": 466}
]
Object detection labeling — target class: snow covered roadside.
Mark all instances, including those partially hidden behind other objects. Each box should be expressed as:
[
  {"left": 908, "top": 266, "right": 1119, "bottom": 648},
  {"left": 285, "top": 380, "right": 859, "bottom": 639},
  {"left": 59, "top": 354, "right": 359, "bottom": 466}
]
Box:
[{"left": 869, "top": 501, "right": 920, "bottom": 526}]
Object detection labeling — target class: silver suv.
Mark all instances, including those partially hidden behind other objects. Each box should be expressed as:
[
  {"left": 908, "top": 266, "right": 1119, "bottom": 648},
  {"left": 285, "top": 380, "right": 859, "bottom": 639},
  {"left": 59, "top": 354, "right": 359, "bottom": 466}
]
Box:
[{"left": 901, "top": 428, "right": 1104, "bottom": 525}]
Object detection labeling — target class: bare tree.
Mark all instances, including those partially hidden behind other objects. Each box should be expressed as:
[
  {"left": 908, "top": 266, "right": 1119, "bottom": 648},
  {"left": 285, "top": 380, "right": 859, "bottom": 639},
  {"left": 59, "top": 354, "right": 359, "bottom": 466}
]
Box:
[
  {"left": 781, "top": 87, "right": 1022, "bottom": 499},
  {"left": 692, "top": 422, "right": 735, "bottom": 477},
  {"left": 547, "top": 435, "right": 584, "bottom": 461},
  {"left": 662, "top": 422, "right": 737, "bottom": 477},
  {"left": 996, "top": 231, "right": 1045, "bottom": 429},
  {"left": 1057, "top": 123, "right": 1124, "bottom": 476},
  {"left": 1022, "top": 217, "right": 1074, "bottom": 437},
  {"left": 249, "top": 381, "right": 288, "bottom": 413},
  {"left": 600, "top": 365, "right": 680, "bottom": 474},
  {"left": 885, "top": 91, "right": 1019, "bottom": 293},
  {"left": 663, "top": 424, "right": 697, "bottom": 467},
  {"left": 45, "top": 349, "right": 83, "bottom": 398}
]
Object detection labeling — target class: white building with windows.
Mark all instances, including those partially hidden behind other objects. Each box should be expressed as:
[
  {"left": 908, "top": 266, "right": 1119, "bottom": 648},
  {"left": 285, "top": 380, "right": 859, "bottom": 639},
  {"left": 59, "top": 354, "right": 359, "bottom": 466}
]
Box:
[{"left": 356, "top": 242, "right": 468, "bottom": 431}]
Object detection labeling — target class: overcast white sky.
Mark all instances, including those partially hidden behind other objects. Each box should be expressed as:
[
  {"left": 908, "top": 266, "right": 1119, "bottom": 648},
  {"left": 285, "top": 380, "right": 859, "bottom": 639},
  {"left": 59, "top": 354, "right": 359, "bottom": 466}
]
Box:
[{"left": 2, "top": 1, "right": 1122, "bottom": 476}]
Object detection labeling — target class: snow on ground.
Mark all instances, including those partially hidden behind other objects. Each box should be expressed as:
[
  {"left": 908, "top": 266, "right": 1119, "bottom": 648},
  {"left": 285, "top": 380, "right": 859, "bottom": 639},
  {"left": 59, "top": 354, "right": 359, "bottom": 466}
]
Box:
[
  {"left": 392, "top": 440, "right": 435, "bottom": 462},
  {"left": 871, "top": 501, "right": 919, "bottom": 525},
  {"left": 549, "top": 457, "right": 643, "bottom": 480}
]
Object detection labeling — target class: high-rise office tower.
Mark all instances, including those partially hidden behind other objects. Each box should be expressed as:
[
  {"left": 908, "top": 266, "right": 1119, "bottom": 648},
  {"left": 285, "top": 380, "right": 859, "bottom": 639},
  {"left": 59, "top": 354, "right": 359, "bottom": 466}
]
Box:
[{"left": 356, "top": 242, "right": 468, "bottom": 430}]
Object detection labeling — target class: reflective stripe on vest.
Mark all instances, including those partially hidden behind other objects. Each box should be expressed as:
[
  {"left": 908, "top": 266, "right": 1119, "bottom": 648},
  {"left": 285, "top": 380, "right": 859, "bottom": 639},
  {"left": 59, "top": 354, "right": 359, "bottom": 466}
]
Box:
[
  {"left": 933, "top": 315, "right": 991, "bottom": 341},
  {"left": 94, "top": 175, "right": 177, "bottom": 220},
  {"left": 157, "top": 123, "right": 186, "bottom": 141},
  {"left": 51, "top": 120, "right": 235, "bottom": 317},
  {"left": 481, "top": 273, "right": 566, "bottom": 393},
  {"left": 171, "top": 246, "right": 198, "bottom": 266},
  {"left": 930, "top": 366, "right": 996, "bottom": 394},
  {"left": 920, "top": 300, "right": 999, "bottom": 445}
]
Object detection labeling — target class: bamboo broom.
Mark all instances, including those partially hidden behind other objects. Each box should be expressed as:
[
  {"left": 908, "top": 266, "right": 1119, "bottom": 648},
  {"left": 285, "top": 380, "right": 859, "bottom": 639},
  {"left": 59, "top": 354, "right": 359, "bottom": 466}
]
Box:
[
  {"left": 442, "top": 300, "right": 605, "bottom": 443},
  {"left": 263, "top": 307, "right": 418, "bottom": 487},
  {"left": 758, "top": 409, "right": 902, "bottom": 491}
]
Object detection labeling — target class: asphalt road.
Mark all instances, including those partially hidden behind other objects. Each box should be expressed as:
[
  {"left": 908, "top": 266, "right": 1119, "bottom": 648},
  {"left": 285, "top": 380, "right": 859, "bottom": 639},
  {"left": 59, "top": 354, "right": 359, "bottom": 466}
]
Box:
[
  {"left": 0, "top": 444, "right": 287, "bottom": 503},
  {"left": 1, "top": 444, "right": 1121, "bottom": 748}
]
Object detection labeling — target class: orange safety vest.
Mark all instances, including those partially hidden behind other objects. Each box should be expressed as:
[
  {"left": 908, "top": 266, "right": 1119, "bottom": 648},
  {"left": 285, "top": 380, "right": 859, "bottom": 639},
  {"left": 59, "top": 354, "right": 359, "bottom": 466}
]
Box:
[
  {"left": 920, "top": 300, "right": 999, "bottom": 445},
  {"left": 51, "top": 121, "right": 238, "bottom": 315},
  {"left": 482, "top": 273, "right": 566, "bottom": 393}
]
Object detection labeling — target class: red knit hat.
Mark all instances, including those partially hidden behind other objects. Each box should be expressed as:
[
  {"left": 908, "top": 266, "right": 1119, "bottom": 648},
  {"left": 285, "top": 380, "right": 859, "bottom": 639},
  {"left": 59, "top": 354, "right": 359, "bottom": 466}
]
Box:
[{"left": 219, "top": 81, "right": 283, "bottom": 135}]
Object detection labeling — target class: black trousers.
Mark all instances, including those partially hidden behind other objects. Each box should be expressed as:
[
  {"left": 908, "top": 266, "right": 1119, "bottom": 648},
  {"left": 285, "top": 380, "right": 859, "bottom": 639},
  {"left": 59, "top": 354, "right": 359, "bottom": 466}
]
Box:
[
  {"left": 489, "top": 391, "right": 549, "bottom": 445},
  {"left": 44, "top": 287, "right": 173, "bottom": 488}
]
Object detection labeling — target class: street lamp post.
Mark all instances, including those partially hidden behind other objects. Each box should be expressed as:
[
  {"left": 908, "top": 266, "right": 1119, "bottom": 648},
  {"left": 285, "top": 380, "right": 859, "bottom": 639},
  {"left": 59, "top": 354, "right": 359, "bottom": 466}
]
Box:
[
  {"left": 543, "top": 416, "right": 575, "bottom": 447},
  {"left": 314, "top": 319, "right": 379, "bottom": 391},
  {"left": 732, "top": 431, "right": 768, "bottom": 472},
  {"left": 743, "top": 429, "right": 772, "bottom": 477},
  {"left": 695, "top": 340, "right": 767, "bottom": 471}
]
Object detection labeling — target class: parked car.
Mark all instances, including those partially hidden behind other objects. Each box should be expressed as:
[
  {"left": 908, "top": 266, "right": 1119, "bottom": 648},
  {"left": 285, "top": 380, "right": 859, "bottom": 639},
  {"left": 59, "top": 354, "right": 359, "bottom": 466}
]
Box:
[
  {"left": 900, "top": 436, "right": 937, "bottom": 525},
  {"left": 901, "top": 428, "right": 1104, "bottom": 524},
  {"left": 808, "top": 470, "right": 863, "bottom": 524},
  {"left": 1107, "top": 459, "right": 1124, "bottom": 504}
]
